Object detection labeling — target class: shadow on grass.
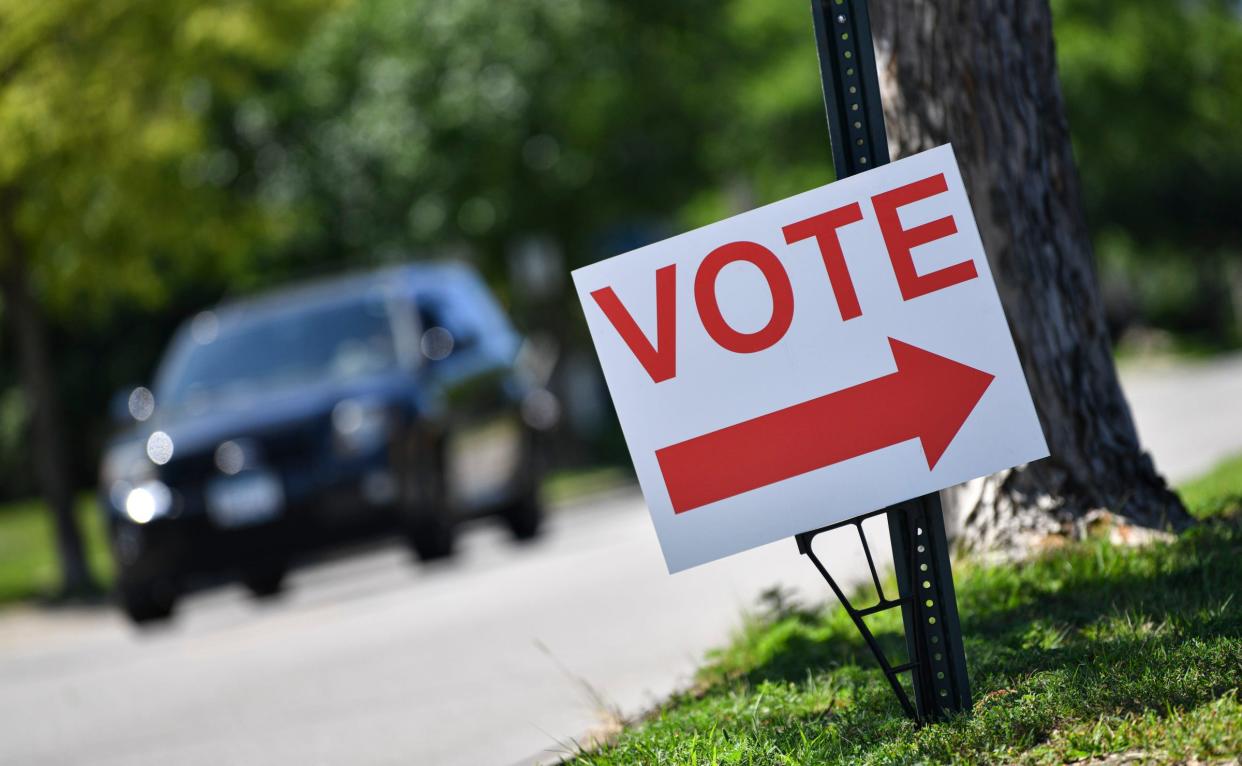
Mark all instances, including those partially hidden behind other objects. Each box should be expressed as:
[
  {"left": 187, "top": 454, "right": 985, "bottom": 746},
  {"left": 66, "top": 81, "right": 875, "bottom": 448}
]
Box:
[{"left": 704, "top": 585, "right": 908, "bottom": 688}]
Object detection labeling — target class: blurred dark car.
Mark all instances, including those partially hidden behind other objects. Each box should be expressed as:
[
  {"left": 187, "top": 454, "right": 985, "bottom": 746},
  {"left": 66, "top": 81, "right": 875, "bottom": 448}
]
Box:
[{"left": 98, "top": 262, "right": 555, "bottom": 623}]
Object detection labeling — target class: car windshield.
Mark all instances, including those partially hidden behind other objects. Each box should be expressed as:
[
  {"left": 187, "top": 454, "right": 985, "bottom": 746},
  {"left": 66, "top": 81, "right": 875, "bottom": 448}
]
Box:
[{"left": 159, "top": 295, "right": 398, "bottom": 412}]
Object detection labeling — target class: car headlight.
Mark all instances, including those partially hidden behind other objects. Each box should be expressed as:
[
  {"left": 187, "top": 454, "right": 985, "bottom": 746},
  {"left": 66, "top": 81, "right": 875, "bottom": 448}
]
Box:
[
  {"left": 123, "top": 481, "right": 173, "bottom": 524},
  {"left": 332, "top": 398, "right": 392, "bottom": 454}
]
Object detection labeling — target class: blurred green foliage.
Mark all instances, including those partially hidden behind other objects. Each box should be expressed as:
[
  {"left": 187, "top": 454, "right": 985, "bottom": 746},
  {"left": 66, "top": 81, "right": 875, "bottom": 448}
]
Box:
[
  {"left": 252, "top": 0, "right": 744, "bottom": 286},
  {"left": 0, "top": 0, "right": 326, "bottom": 317},
  {"left": 1054, "top": 0, "right": 1242, "bottom": 345},
  {"left": 0, "top": 0, "right": 1239, "bottom": 500},
  {"left": 1055, "top": 0, "right": 1242, "bottom": 252}
]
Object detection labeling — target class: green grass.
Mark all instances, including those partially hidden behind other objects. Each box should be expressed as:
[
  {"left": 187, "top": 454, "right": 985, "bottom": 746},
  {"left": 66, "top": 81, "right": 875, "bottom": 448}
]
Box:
[
  {"left": 570, "top": 459, "right": 1242, "bottom": 765},
  {"left": 1177, "top": 453, "right": 1242, "bottom": 520},
  {"left": 0, "top": 496, "right": 112, "bottom": 604},
  {"left": 542, "top": 464, "right": 634, "bottom": 506}
]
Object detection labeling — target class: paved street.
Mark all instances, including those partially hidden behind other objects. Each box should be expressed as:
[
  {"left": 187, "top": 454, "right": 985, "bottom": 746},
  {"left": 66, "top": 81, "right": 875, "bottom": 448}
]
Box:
[
  {"left": 1120, "top": 353, "right": 1242, "bottom": 483},
  {"left": 0, "top": 492, "right": 876, "bottom": 766},
  {"left": 0, "top": 355, "right": 1239, "bottom": 766}
]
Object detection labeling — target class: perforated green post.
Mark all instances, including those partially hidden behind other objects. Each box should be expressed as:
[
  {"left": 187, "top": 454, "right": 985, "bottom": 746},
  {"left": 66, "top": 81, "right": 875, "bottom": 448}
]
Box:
[{"left": 795, "top": 0, "right": 972, "bottom": 723}]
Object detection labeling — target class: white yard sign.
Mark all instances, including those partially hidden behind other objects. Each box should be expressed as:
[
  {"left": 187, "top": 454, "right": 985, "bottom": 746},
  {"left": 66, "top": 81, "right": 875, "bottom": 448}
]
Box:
[{"left": 573, "top": 145, "right": 1049, "bottom": 572}]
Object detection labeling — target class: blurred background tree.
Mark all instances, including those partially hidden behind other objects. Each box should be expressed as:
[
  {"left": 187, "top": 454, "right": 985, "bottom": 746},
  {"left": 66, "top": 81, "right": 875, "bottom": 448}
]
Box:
[
  {"left": 254, "top": 0, "right": 736, "bottom": 315},
  {"left": 0, "top": 0, "right": 328, "bottom": 595},
  {"left": 1, "top": 0, "right": 1240, "bottom": 587},
  {"left": 1053, "top": 0, "right": 1242, "bottom": 348}
]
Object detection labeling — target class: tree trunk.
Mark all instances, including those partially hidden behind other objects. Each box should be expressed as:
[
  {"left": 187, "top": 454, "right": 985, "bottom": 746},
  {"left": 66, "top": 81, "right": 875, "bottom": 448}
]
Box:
[
  {"left": 869, "top": 0, "right": 1191, "bottom": 554},
  {"left": 0, "top": 191, "right": 95, "bottom": 597}
]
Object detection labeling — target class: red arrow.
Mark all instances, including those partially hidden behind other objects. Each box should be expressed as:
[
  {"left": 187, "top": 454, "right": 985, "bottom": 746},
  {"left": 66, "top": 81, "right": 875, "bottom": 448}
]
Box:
[{"left": 656, "top": 338, "right": 995, "bottom": 514}]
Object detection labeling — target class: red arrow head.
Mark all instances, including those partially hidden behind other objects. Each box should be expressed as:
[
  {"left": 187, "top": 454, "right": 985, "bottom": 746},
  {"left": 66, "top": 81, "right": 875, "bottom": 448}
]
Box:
[{"left": 888, "top": 338, "right": 995, "bottom": 469}]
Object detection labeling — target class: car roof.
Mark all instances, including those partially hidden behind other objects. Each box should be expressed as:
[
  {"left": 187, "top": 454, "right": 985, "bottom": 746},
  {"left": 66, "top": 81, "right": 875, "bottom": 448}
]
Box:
[
  {"left": 151, "top": 259, "right": 518, "bottom": 401},
  {"left": 207, "top": 261, "right": 476, "bottom": 325}
]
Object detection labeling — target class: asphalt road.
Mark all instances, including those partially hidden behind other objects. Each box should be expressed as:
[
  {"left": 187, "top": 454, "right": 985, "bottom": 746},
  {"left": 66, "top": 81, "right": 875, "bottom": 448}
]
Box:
[
  {"left": 1120, "top": 353, "right": 1242, "bottom": 483},
  {"left": 1, "top": 355, "right": 1239, "bottom": 766}
]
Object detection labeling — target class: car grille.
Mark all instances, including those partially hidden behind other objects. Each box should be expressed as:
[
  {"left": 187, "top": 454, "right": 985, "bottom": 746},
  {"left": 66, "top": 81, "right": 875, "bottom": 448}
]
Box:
[{"left": 159, "top": 416, "right": 331, "bottom": 488}]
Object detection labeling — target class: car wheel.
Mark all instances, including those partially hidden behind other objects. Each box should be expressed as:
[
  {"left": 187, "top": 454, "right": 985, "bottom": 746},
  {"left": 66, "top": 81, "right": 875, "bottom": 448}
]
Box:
[
  {"left": 407, "top": 517, "right": 455, "bottom": 561},
  {"left": 241, "top": 562, "right": 287, "bottom": 599},
  {"left": 400, "top": 434, "right": 456, "bottom": 562},
  {"left": 502, "top": 492, "right": 543, "bottom": 542},
  {"left": 118, "top": 579, "right": 176, "bottom": 625},
  {"left": 501, "top": 432, "right": 545, "bottom": 542}
]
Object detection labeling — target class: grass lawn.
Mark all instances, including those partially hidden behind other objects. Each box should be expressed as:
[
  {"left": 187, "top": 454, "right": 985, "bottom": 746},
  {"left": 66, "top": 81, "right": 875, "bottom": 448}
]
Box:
[
  {"left": 543, "top": 464, "right": 634, "bottom": 506},
  {"left": 570, "top": 460, "right": 1242, "bottom": 765},
  {"left": 0, "top": 496, "right": 113, "bottom": 604}
]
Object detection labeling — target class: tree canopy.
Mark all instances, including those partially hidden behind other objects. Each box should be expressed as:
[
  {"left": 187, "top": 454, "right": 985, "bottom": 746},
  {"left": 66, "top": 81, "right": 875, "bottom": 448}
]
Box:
[
  {"left": 2, "top": 0, "right": 1242, "bottom": 500},
  {"left": 0, "top": 0, "right": 327, "bottom": 320}
]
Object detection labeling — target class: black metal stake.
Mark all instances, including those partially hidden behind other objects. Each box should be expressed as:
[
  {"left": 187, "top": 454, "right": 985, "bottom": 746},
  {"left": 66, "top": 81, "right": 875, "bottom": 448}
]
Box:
[{"left": 795, "top": 0, "right": 971, "bottom": 723}]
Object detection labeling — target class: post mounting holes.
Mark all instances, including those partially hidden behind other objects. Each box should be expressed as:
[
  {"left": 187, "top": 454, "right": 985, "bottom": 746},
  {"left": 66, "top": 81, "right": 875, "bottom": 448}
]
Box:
[{"left": 802, "top": 2, "right": 975, "bottom": 720}]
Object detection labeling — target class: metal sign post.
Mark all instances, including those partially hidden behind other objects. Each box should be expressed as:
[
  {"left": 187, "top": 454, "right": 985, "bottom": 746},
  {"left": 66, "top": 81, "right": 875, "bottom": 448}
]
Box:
[{"left": 796, "top": 0, "right": 972, "bottom": 723}]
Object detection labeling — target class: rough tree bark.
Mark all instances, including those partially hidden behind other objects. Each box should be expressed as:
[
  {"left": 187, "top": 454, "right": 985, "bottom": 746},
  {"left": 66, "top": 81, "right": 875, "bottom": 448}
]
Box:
[
  {"left": 0, "top": 190, "right": 95, "bottom": 596},
  {"left": 869, "top": 1, "right": 1192, "bottom": 553}
]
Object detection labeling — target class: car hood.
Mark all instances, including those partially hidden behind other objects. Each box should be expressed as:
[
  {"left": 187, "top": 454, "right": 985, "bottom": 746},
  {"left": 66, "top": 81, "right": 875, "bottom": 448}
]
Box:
[{"left": 111, "top": 374, "right": 414, "bottom": 458}]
